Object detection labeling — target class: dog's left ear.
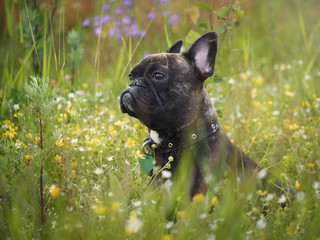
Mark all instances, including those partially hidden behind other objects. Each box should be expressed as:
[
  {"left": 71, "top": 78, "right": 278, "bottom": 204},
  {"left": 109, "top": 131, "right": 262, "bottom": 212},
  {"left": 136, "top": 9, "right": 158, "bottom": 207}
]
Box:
[
  {"left": 183, "top": 32, "right": 218, "bottom": 80},
  {"left": 166, "top": 40, "right": 183, "bottom": 53}
]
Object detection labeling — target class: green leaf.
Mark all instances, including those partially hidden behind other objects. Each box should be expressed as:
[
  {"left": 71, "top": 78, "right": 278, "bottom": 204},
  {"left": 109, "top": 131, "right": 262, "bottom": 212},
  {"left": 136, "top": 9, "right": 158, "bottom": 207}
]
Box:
[
  {"left": 215, "top": 6, "right": 234, "bottom": 19},
  {"left": 139, "top": 155, "right": 154, "bottom": 174},
  {"left": 217, "top": 25, "right": 230, "bottom": 35},
  {"left": 213, "top": 75, "right": 223, "bottom": 83},
  {"left": 198, "top": 22, "right": 209, "bottom": 31},
  {"left": 234, "top": 9, "right": 245, "bottom": 19},
  {"left": 195, "top": 2, "right": 212, "bottom": 10},
  {"left": 217, "top": 109, "right": 223, "bottom": 118},
  {"left": 185, "top": 29, "right": 201, "bottom": 47}
]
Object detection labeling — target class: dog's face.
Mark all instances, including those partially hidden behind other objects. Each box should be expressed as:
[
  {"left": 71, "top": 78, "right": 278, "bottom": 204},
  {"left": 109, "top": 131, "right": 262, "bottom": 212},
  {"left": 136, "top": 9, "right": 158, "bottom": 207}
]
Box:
[{"left": 120, "top": 32, "right": 218, "bottom": 131}]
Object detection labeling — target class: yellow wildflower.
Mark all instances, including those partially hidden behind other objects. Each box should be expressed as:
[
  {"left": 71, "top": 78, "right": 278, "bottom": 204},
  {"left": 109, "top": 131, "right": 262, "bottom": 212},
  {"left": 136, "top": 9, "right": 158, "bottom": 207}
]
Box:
[
  {"left": 81, "top": 83, "right": 88, "bottom": 88},
  {"left": 50, "top": 185, "right": 61, "bottom": 198},
  {"left": 256, "top": 76, "right": 264, "bottom": 85},
  {"left": 295, "top": 182, "right": 301, "bottom": 191},
  {"left": 25, "top": 155, "right": 31, "bottom": 161},
  {"left": 112, "top": 202, "right": 121, "bottom": 211},
  {"left": 162, "top": 235, "right": 172, "bottom": 240},
  {"left": 55, "top": 139, "right": 64, "bottom": 147},
  {"left": 306, "top": 142, "right": 313, "bottom": 148},
  {"left": 268, "top": 100, "right": 273, "bottom": 106},
  {"left": 307, "top": 163, "right": 315, "bottom": 168},
  {"left": 115, "top": 120, "right": 125, "bottom": 126},
  {"left": 136, "top": 150, "right": 144, "bottom": 159},
  {"left": 95, "top": 205, "right": 107, "bottom": 216},
  {"left": 193, "top": 193, "right": 205, "bottom": 203},
  {"left": 211, "top": 196, "right": 218, "bottom": 207},
  {"left": 55, "top": 155, "right": 62, "bottom": 163},
  {"left": 126, "top": 137, "right": 136, "bottom": 148},
  {"left": 72, "top": 170, "right": 76, "bottom": 178},
  {"left": 256, "top": 189, "right": 267, "bottom": 197},
  {"left": 71, "top": 161, "right": 78, "bottom": 168},
  {"left": 240, "top": 73, "right": 248, "bottom": 80},
  {"left": 285, "top": 91, "right": 294, "bottom": 97},
  {"left": 177, "top": 210, "right": 189, "bottom": 220},
  {"left": 224, "top": 124, "right": 231, "bottom": 131},
  {"left": 108, "top": 126, "right": 118, "bottom": 136}
]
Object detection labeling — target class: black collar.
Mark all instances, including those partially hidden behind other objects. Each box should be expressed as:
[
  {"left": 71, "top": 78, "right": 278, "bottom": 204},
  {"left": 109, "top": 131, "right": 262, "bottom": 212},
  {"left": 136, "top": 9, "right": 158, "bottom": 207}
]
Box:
[{"left": 143, "top": 118, "right": 220, "bottom": 156}]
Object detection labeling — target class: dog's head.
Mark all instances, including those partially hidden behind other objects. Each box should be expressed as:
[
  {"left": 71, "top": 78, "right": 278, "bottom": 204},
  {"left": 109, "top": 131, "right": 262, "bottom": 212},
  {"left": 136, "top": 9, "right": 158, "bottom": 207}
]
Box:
[{"left": 120, "top": 32, "right": 218, "bottom": 130}]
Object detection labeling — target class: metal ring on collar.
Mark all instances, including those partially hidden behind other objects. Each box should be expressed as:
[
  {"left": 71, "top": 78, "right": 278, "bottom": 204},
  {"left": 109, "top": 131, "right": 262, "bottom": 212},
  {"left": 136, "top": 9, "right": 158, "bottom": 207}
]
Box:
[{"left": 168, "top": 143, "right": 173, "bottom": 148}]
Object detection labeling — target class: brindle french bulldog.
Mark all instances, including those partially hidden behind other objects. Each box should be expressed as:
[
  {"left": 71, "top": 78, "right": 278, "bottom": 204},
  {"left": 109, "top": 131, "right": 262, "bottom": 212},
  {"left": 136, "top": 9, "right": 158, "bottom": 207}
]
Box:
[{"left": 120, "top": 32, "right": 259, "bottom": 197}]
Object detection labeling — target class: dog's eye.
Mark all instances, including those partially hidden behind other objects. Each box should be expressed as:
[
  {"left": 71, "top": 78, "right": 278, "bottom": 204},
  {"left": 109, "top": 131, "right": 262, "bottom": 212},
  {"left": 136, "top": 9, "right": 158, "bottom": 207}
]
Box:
[{"left": 154, "top": 72, "right": 166, "bottom": 80}]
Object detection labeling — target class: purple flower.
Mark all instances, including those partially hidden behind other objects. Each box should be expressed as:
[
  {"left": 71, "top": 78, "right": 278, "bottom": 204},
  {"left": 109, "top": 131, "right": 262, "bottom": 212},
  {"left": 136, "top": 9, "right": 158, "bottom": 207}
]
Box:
[
  {"left": 123, "top": 0, "right": 134, "bottom": 8},
  {"left": 159, "top": 0, "right": 168, "bottom": 5},
  {"left": 115, "top": 20, "right": 121, "bottom": 28},
  {"left": 140, "top": 30, "right": 147, "bottom": 38},
  {"left": 147, "top": 11, "right": 156, "bottom": 20},
  {"left": 108, "top": 28, "right": 117, "bottom": 38},
  {"left": 94, "top": 16, "right": 101, "bottom": 26},
  {"left": 122, "top": 16, "right": 131, "bottom": 25},
  {"left": 102, "top": 15, "right": 113, "bottom": 24},
  {"left": 94, "top": 27, "right": 103, "bottom": 36},
  {"left": 115, "top": 7, "right": 124, "bottom": 15},
  {"left": 169, "top": 14, "right": 180, "bottom": 27},
  {"left": 82, "top": 17, "right": 90, "bottom": 27},
  {"left": 130, "top": 23, "right": 140, "bottom": 38},
  {"left": 103, "top": 4, "right": 111, "bottom": 11}
]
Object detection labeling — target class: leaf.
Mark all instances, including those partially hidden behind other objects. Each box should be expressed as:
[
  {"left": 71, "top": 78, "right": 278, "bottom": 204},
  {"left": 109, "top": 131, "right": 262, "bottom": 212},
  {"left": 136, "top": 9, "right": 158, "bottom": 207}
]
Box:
[
  {"left": 198, "top": 22, "right": 209, "bottom": 31},
  {"left": 217, "top": 109, "right": 223, "bottom": 118},
  {"left": 213, "top": 75, "right": 223, "bottom": 83},
  {"left": 185, "top": 29, "right": 201, "bottom": 46},
  {"left": 217, "top": 25, "right": 230, "bottom": 35},
  {"left": 215, "top": 6, "right": 234, "bottom": 19},
  {"left": 234, "top": 9, "right": 245, "bottom": 19},
  {"left": 195, "top": 2, "right": 213, "bottom": 10},
  {"left": 139, "top": 155, "right": 154, "bottom": 174}
]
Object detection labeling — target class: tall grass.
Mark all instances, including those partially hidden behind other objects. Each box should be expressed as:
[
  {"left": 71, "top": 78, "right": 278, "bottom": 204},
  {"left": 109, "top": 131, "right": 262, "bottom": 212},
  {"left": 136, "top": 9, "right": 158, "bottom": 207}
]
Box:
[{"left": 0, "top": 0, "right": 320, "bottom": 239}]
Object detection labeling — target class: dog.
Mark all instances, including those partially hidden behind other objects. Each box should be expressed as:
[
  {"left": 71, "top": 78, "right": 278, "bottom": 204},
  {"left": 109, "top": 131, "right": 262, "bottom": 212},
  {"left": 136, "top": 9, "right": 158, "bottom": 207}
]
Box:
[{"left": 120, "top": 32, "right": 259, "bottom": 197}]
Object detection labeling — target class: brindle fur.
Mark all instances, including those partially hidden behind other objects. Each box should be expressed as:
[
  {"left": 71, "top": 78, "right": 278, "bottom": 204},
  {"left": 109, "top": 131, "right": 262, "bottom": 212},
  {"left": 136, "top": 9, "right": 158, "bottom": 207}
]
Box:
[{"left": 120, "top": 32, "right": 258, "bottom": 197}]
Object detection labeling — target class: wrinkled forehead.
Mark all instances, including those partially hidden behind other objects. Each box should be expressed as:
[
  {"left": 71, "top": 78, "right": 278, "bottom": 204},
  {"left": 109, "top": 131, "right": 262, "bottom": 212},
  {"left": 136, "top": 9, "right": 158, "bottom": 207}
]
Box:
[{"left": 131, "top": 53, "right": 189, "bottom": 73}]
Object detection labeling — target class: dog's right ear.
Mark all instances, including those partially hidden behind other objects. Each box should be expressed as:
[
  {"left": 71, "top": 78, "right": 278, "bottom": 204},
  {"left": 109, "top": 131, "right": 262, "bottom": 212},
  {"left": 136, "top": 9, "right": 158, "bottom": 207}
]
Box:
[
  {"left": 166, "top": 40, "right": 183, "bottom": 53},
  {"left": 183, "top": 32, "right": 218, "bottom": 81}
]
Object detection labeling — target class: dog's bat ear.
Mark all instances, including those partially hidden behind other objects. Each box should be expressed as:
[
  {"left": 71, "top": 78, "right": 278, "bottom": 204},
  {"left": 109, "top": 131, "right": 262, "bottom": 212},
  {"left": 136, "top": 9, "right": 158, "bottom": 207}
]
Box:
[
  {"left": 166, "top": 40, "right": 183, "bottom": 53},
  {"left": 183, "top": 32, "right": 218, "bottom": 80}
]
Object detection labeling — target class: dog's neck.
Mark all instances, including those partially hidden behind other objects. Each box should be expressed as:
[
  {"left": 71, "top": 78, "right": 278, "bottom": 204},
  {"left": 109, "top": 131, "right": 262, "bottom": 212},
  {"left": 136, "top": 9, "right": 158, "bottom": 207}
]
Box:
[{"left": 149, "top": 89, "right": 218, "bottom": 145}]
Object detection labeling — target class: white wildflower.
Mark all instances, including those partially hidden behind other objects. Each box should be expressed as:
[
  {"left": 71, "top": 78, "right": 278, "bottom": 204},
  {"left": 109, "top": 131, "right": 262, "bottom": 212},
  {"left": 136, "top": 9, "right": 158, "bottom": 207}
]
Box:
[
  {"left": 161, "top": 170, "right": 172, "bottom": 179},
  {"left": 13, "top": 104, "right": 19, "bottom": 111},
  {"left": 277, "top": 194, "right": 286, "bottom": 204},
  {"left": 257, "top": 169, "right": 268, "bottom": 180},
  {"left": 93, "top": 168, "right": 104, "bottom": 175},
  {"left": 132, "top": 201, "right": 142, "bottom": 207},
  {"left": 165, "top": 221, "right": 174, "bottom": 229},
  {"left": 107, "top": 156, "right": 114, "bottom": 161},
  {"left": 296, "top": 192, "right": 305, "bottom": 202},
  {"left": 256, "top": 217, "right": 267, "bottom": 230}
]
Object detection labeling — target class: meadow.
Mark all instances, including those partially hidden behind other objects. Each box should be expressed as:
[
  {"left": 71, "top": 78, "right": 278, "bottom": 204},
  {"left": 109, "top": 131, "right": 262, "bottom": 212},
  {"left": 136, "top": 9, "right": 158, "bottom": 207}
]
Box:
[{"left": 0, "top": 0, "right": 320, "bottom": 239}]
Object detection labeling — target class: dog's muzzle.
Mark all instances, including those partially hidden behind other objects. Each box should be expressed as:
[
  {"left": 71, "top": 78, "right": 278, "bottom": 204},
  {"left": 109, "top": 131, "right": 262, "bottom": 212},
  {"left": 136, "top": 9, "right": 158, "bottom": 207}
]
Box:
[{"left": 120, "top": 89, "right": 138, "bottom": 118}]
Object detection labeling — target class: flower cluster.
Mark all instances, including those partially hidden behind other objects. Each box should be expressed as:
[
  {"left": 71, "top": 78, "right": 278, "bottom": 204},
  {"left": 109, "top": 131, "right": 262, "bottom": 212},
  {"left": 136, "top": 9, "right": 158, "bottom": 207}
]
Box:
[{"left": 81, "top": 0, "right": 180, "bottom": 40}]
